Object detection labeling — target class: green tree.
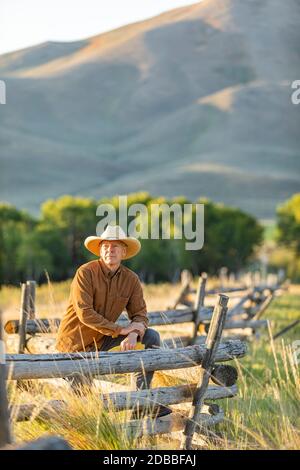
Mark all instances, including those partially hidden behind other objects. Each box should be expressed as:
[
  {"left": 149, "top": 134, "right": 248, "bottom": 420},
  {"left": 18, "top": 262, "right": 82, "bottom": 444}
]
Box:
[
  {"left": 40, "top": 195, "right": 98, "bottom": 277},
  {"left": 192, "top": 199, "right": 263, "bottom": 275},
  {"left": 277, "top": 193, "right": 300, "bottom": 255},
  {"left": 0, "top": 203, "right": 36, "bottom": 285},
  {"left": 0, "top": 194, "right": 264, "bottom": 285}
]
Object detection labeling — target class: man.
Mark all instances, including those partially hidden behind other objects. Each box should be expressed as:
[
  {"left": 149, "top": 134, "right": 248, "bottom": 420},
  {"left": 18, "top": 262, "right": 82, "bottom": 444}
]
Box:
[{"left": 56, "top": 224, "right": 171, "bottom": 418}]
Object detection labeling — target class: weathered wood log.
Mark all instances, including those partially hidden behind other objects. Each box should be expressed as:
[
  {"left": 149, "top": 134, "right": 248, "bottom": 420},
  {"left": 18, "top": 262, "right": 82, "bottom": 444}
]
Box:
[
  {"left": 144, "top": 308, "right": 212, "bottom": 326},
  {"left": 0, "top": 311, "right": 12, "bottom": 447},
  {"left": 6, "top": 335, "right": 58, "bottom": 354},
  {"left": 221, "top": 329, "right": 258, "bottom": 341},
  {"left": 202, "top": 319, "right": 268, "bottom": 335},
  {"left": 206, "top": 286, "right": 248, "bottom": 295},
  {"left": 252, "top": 294, "right": 275, "bottom": 320},
  {"left": 195, "top": 311, "right": 268, "bottom": 330},
  {"left": 183, "top": 294, "right": 229, "bottom": 450},
  {"left": 5, "top": 334, "right": 208, "bottom": 355},
  {"left": 250, "top": 291, "right": 267, "bottom": 304},
  {"left": 210, "top": 364, "right": 238, "bottom": 387},
  {"left": 5, "top": 340, "right": 247, "bottom": 380},
  {"left": 253, "top": 283, "right": 281, "bottom": 294},
  {"left": 7, "top": 317, "right": 258, "bottom": 356},
  {"left": 219, "top": 267, "right": 229, "bottom": 288},
  {"left": 4, "top": 307, "right": 214, "bottom": 336},
  {"left": 191, "top": 273, "right": 207, "bottom": 344},
  {"left": 170, "top": 279, "right": 191, "bottom": 309},
  {"left": 141, "top": 306, "right": 187, "bottom": 324},
  {"left": 189, "top": 286, "right": 248, "bottom": 295},
  {"left": 103, "top": 383, "right": 237, "bottom": 410},
  {"left": 5, "top": 307, "right": 265, "bottom": 341},
  {"left": 26, "top": 280, "right": 36, "bottom": 320},
  {"left": 6, "top": 339, "right": 246, "bottom": 363},
  {"left": 195, "top": 281, "right": 282, "bottom": 300},
  {"left": 5, "top": 318, "right": 61, "bottom": 335},
  {"left": 224, "top": 319, "right": 268, "bottom": 330},
  {"left": 181, "top": 269, "right": 193, "bottom": 286},
  {"left": 17, "top": 436, "right": 72, "bottom": 450},
  {"left": 11, "top": 383, "right": 238, "bottom": 421},
  {"left": 18, "top": 283, "right": 29, "bottom": 354},
  {"left": 273, "top": 319, "right": 300, "bottom": 340},
  {"left": 126, "top": 409, "right": 225, "bottom": 438},
  {"left": 179, "top": 300, "right": 194, "bottom": 308},
  {"left": 226, "top": 293, "right": 252, "bottom": 318}
]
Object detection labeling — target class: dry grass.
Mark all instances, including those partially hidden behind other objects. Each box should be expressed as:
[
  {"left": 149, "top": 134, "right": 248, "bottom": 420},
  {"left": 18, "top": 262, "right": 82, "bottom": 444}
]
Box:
[{"left": 3, "top": 280, "right": 300, "bottom": 449}]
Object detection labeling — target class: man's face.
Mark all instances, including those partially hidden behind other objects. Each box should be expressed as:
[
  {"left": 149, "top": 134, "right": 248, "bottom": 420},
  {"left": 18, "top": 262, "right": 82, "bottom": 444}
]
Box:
[{"left": 100, "top": 240, "right": 127, "bottom": 266}]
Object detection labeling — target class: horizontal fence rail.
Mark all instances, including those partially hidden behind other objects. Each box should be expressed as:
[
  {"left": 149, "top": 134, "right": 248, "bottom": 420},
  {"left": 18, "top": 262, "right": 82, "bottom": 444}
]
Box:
[
  {"left": 5, "top": 307, "right": 267, "bottom": 338},
  {"left": 4, "top": 307, "right": 214, "bottom": 335},
  {"left": 12, "top": 383, "right": 238, "bottom": 422},
  {"left": 5, "top": 340, "right": 247, "bottom": 380}
]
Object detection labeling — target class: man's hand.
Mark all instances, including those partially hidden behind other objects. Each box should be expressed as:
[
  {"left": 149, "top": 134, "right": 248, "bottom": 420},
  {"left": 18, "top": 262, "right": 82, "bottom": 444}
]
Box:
[
  {"left": 119, "top": 322, "right": 145, "bottom": 338},
  {"left": 131, "top": 322, "right": 146, "bottom": 339},
  {"left": 120, "top": 331, "right": 138, "bottom": 351}
]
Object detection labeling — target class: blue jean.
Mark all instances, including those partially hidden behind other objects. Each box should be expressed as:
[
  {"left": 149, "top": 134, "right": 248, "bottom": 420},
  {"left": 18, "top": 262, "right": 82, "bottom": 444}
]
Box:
[
  {"left": 100, "top": 328, "right": 161, "bottom": 389},
  {"left": 65, "top": 328, "right": 161, "bottom": 391}
]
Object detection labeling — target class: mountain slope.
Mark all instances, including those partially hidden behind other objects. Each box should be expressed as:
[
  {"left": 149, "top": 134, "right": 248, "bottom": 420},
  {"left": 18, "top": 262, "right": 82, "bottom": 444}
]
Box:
[{"left": 0, "top": 0, "right": 299, "bottom": 218}]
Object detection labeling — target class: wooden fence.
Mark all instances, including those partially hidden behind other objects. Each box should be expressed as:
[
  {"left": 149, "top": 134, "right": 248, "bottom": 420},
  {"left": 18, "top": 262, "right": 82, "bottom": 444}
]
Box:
[
  {"left": 0, "top": 310, "right": 72, "bottom": 450},
  {"left": 1, "top": 270, "right": 287, "bottom": 449},
  {"left": 170, "top": 271, "right": 286, "bottom": 340},
  {"left": 2, "top": 282, "right": 247, "bottom": 449},
  {"left": 4, "top": 271, "right": 285, "bottom": 353}
]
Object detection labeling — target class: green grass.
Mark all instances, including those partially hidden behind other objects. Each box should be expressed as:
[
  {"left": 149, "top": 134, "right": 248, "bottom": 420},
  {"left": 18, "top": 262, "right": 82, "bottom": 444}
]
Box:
[{"left": 215, "top": 291, "right": 300, "bottom": 449}]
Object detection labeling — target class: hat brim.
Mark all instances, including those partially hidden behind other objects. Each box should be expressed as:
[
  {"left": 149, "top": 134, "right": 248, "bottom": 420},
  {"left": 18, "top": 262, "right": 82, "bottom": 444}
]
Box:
[{"left": 84, "top": 236, "right": 141, "bottom": 260}]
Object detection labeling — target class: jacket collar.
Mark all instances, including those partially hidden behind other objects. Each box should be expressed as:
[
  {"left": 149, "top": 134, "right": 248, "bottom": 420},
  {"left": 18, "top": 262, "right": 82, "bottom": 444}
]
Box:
[{"left": 99, "top": 258, "right": 122, "bottom": 279}]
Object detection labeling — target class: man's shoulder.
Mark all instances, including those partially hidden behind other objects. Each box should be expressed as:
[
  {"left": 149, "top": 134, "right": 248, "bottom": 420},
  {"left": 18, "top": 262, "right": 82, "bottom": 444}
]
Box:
[
  {"left": 76, "top": 260, "right": 100, "bottom": 274},
  {"left": 121, "top": 264, "right": 140, "bottom": 282}
]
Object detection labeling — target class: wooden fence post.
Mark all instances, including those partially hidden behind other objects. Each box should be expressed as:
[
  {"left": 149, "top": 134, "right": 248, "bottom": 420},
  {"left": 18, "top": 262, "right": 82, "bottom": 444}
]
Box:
[
  {"left": 17, "top": 283, "right": 34, "bottom": 390},
  {"left": 181, "top": 269, "right": 193, "bottom": 286},
  {"left": 26, "top": 280, "right": 36, "bottom": 320},
  {"left": 227, "top": 291, "right": 252, "bottom": 319},
  {"left": 252, "top": 293, "right": 274, "bottom": 320},
  {"left": 191, "top": 273, "right": 207, "bottom": 344},
  {"left": 0, "top": 310, "right": 12, "bottom": 448},
  {"left": 18, "top": 283, "right": 29, "bottom": 354},
  {"left": 254, "top": 270, "right": 261, "bottom": 287},
  {"left": 219, "top": 267, "right": 228, "bottom": 289},
  {"left": 170, "top": 271, "right": 193, "bottom": 309},
  {"left": 182, "top": 294, "right": 229, "bottom": 450}
]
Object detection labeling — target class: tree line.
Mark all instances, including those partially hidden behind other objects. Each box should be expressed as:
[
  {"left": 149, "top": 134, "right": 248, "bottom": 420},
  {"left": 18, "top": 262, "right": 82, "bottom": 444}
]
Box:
[{"left": 0, "top": 192, "right": 266, "bottom": 286}]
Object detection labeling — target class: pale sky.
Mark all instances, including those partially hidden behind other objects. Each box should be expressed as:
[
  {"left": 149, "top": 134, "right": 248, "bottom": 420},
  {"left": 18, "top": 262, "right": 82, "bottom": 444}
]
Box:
[{"left": 0, "top": 0, "right": 201, "bottom": 55}]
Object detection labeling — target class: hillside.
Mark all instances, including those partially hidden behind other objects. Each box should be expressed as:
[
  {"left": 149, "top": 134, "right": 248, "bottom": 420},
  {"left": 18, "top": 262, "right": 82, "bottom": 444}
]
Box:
[{"left": 0, "top": 0, "right": 299, "bottom": 219}]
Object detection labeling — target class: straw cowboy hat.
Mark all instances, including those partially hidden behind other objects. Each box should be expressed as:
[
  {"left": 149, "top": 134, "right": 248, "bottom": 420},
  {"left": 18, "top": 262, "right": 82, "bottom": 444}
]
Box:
[{"left": 84, "top": 225, "right": 141, "bottom": 260}]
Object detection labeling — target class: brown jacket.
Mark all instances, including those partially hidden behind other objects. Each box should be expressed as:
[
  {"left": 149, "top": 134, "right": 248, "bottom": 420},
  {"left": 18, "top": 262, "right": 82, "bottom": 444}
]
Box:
[{"left": 56, "top": 259, "right": 148, "bottom": 352}]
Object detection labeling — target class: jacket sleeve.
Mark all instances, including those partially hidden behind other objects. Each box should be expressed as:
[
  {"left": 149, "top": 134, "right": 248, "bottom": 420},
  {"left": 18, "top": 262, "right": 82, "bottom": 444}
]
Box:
[
  {"left": 126, "top": 277, "right": 149, "bottom": 330},
  {"left": 71, "top": 267, "right": 122, "bottom": 338}
]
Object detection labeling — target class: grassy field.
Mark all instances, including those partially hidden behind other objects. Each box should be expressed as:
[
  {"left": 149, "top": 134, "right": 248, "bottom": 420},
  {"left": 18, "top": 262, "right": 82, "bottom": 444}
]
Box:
[{"left": 2, "top": 282, "right": 300, "bottom": 450}]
